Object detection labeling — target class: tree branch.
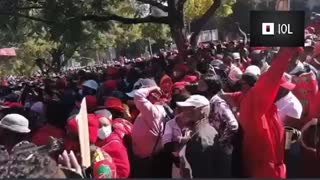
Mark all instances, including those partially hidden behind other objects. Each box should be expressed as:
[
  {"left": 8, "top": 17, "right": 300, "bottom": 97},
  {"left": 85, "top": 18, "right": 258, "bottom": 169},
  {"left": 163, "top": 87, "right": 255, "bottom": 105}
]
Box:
[
  {"left": 0, "top": 11, "right": 54, "bottom": 24},
  {"left": 16, "top": 6, "right": 46, "bottom": 10},
  {"left": 190, "top": 0, "right": 222, "bottom": 47},
  {"left": 136, "top": 0, "right": 169, "bottom": 12},
  {"left": 79, "top": 14, "right": 169, "bottom": 24},
  {"left": 177, "top": 0, "right": 187, "bottom": 10}
]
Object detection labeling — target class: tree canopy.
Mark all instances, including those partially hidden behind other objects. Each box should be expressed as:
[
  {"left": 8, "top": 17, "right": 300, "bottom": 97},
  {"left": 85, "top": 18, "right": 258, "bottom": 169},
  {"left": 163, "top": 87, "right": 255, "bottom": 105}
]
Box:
[{"left": 0, "top": 0, "right": 236, "bottom": 75}]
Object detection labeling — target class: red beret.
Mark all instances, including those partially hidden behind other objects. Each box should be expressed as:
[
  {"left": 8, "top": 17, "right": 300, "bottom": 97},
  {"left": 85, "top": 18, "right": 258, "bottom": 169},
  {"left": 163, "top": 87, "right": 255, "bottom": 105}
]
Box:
[
  {"left": 104, "top": 97, "right": 124, "bottom": 113},
  {"left": 104, "top": 80, "right": 118, "bottom": 92},
  {"left": 86, "top": 96, "right": 98, "bottom": 113},
  {"left": 182, "top": 75, "right": 198, "bottom": 84},
  {"left": 67, "top": 114, "right": 100, "bottom": 144},
  {"left": 173, "top": 82, "right": 187, "bottom": 90},
  {"left": 3, "top": 102, "right": 23, "bottom": 109},
  {"left": 56, "top": 78, "right": 68, "bottom": 89},
  {"left": 250, "top": 47, "right": 269, "bottom": 51},
  {"left": 174, "top": 64, "right": 189, "bottom": 74},
  {"left": 106, "top": 67, "right": 119, "bottom": 76}
]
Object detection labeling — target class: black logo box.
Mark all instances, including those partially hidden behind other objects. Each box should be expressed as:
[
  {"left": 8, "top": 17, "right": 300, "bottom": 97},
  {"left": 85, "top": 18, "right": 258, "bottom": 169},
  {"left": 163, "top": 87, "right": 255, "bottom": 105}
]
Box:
[{"left": 250, "top": 11, "right": 305, "bottom": 47}]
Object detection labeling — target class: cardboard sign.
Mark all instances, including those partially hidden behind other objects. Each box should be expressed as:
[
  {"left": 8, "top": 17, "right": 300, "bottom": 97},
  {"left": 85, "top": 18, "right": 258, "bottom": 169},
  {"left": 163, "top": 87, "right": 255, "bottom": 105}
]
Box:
[{"left": 76, "top": 98, "right": 91, "bottom": 168}]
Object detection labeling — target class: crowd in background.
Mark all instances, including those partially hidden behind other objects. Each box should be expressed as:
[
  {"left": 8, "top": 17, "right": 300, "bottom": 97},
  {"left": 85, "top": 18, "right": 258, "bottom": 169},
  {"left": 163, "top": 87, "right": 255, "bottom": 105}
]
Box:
[{"left": 0, "top": 22, "right": 320, "bottom": 179}]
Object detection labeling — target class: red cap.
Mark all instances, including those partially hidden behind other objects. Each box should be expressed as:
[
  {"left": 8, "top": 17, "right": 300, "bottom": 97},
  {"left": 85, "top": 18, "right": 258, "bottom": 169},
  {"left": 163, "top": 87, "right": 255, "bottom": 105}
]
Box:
[
  {"left": 106, "top": 67, "right": 119, "bottom": 76},
  {"left": 296, "top": 47, "right": 304, "bottom": 53},
  {"left": 104, "top": 80, "right": 118, "bottom": 92},
  {"left": 56, "top": 78, "right": 68, "bottom": 89},
  {"left": 173, "top": 82, "right": 187, "bottom": 90},
  {"left": 3, "top": 102, "right": 23, "bottom": 109},
  {"left": 104, "top": 97, "right": 124, "bottom": 113},
  {"left": 280, "top": 74, "right": 296, "bottom": 91},
  {"left": 251, "top": 47, "right": 269, "bottom": 51},
  {"left": 86, "top": 96, "right": 97, "bottom": 113},
  {"left": 174, "top": 64, "right": 189, "bottom": 74},
  {"left": 67, "top": 114, "right": 99, "bottom": 144},
  {"left": 182, "top": 75, "right": 198, "bottom": 84}
]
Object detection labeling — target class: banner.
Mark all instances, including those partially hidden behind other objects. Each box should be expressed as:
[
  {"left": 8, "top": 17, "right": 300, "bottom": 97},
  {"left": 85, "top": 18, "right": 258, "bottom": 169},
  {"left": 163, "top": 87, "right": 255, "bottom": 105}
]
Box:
[
  {"left": 76, "top": 98, "right": 91, "bottom": 168},
  {"left": 275, "top": 0, "right": 290, "bottom": 11}
]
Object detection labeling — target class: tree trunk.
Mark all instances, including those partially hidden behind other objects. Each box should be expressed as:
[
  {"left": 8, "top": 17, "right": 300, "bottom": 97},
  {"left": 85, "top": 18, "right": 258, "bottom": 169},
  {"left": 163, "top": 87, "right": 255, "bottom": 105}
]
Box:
[
  {"left": 189, "top": 0, "right": 222, "bottom": 48},
  {"left": 170, "top": 24, "right": 187, "bottom": 53},
  {"left": 168, "top": 0, "right": 188, "bottom": 56},
  {"left": 51, "top": 48, "right": 64, "bottom": 73}
]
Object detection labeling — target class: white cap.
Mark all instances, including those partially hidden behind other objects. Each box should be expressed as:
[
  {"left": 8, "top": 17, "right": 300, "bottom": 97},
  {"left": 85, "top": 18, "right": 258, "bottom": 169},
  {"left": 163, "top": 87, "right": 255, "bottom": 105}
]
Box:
[
  {"left": 245, "top": 65, "right": 261, "bottom": 76},
  {"left": 305, "top": 39, "right": 313, "bottom": 47},
  {"left": 232, "top": 52, "right": 241, "bottom": 60},
  {"left": 251, "top": 50, "right": 262, "bottom": 54},
  {"left": 82, "top": 80, "right": 98, "bottom": 91},
  {"left": 126, "top": 78, "right": 157, "bottom": 98},
  {"left": 228, "top": 66, "right": 243, "bottom": 83},
  {"left": 176, "top": 95, "right": 210, "bottom": 108},
  {"left": 0, "top": 114, "right": 30, "bottom": 133},
  {"left": 95, "top": 109, "right": 112, "bottom": 120}
]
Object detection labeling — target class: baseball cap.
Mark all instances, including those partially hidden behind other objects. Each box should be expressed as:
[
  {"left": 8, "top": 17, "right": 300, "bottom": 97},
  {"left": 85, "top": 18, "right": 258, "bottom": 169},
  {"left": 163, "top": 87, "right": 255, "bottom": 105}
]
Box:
[
  {"left": 126, "top": 78, "right": 157, "bottom": 98},
  {"left": 0, "top": 114, "right": 30, "bottom": 133},
  {"left": 232, "top": 52, "right": 241, "bottom": 60},
  {"left": 305, "top": 39, "right": 313, "bottom": 47},
  {"left": 244, "top": 65, "right": 261, "bottom": 77},
  {"left": 176, "top": 95, "right": 210, "bottom": 108},
  {"left": 229, "top": 67, "right": 243, "bottom": 83},
  {"left": 95, "top": 109, "right": 113, "bottom": 120},
  {"left": 83, "top": 80, "right": 99, "bottom": 91}
]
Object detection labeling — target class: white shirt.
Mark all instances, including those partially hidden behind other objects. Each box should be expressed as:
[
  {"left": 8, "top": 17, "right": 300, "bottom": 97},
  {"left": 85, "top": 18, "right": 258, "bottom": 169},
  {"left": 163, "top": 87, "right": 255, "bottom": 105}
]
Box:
[
  {"left": 161, "top": 118, "right": 182, "bottom": 146},
  {"left": 275, "top": 92, "right": 303, "bottom": 122}
]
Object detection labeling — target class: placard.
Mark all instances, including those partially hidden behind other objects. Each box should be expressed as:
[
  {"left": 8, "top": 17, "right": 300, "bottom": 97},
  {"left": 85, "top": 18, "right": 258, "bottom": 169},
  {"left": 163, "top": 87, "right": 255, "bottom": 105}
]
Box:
[{"left": 76, "top": 98, "right": 91, "bottom": 168}]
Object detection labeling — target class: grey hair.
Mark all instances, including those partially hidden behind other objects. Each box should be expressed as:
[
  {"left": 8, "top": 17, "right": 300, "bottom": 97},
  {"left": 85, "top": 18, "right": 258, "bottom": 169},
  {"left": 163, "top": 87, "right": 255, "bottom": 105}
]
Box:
[{"left": 201, "top": 105, "right": 211, "bottom": 119}]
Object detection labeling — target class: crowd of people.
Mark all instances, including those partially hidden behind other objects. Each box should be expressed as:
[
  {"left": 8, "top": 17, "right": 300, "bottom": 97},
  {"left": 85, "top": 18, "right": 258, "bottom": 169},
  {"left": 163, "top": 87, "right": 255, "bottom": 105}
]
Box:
[{"left": 0, "top": 22, "right": 320, "bottom": 178}]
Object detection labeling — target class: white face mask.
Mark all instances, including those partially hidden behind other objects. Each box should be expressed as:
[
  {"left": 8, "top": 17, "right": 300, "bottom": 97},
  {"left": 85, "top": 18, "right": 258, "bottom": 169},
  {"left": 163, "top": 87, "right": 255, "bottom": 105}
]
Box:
[{"left": 98, "top": 126, "right": 112, "bottom": 140}]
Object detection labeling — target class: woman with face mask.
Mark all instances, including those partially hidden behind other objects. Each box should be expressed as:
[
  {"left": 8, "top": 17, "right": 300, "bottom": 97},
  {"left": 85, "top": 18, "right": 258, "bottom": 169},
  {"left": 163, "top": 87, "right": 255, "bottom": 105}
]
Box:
[{"left": 95, "top": 116, "right": 131, "bottom": 178}]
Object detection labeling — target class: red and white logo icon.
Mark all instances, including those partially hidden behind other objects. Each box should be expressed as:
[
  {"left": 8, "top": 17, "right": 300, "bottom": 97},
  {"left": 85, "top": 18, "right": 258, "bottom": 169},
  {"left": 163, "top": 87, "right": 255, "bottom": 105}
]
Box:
[{"left": 262, "top": 22, "right": 275, "bottom": 35}]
